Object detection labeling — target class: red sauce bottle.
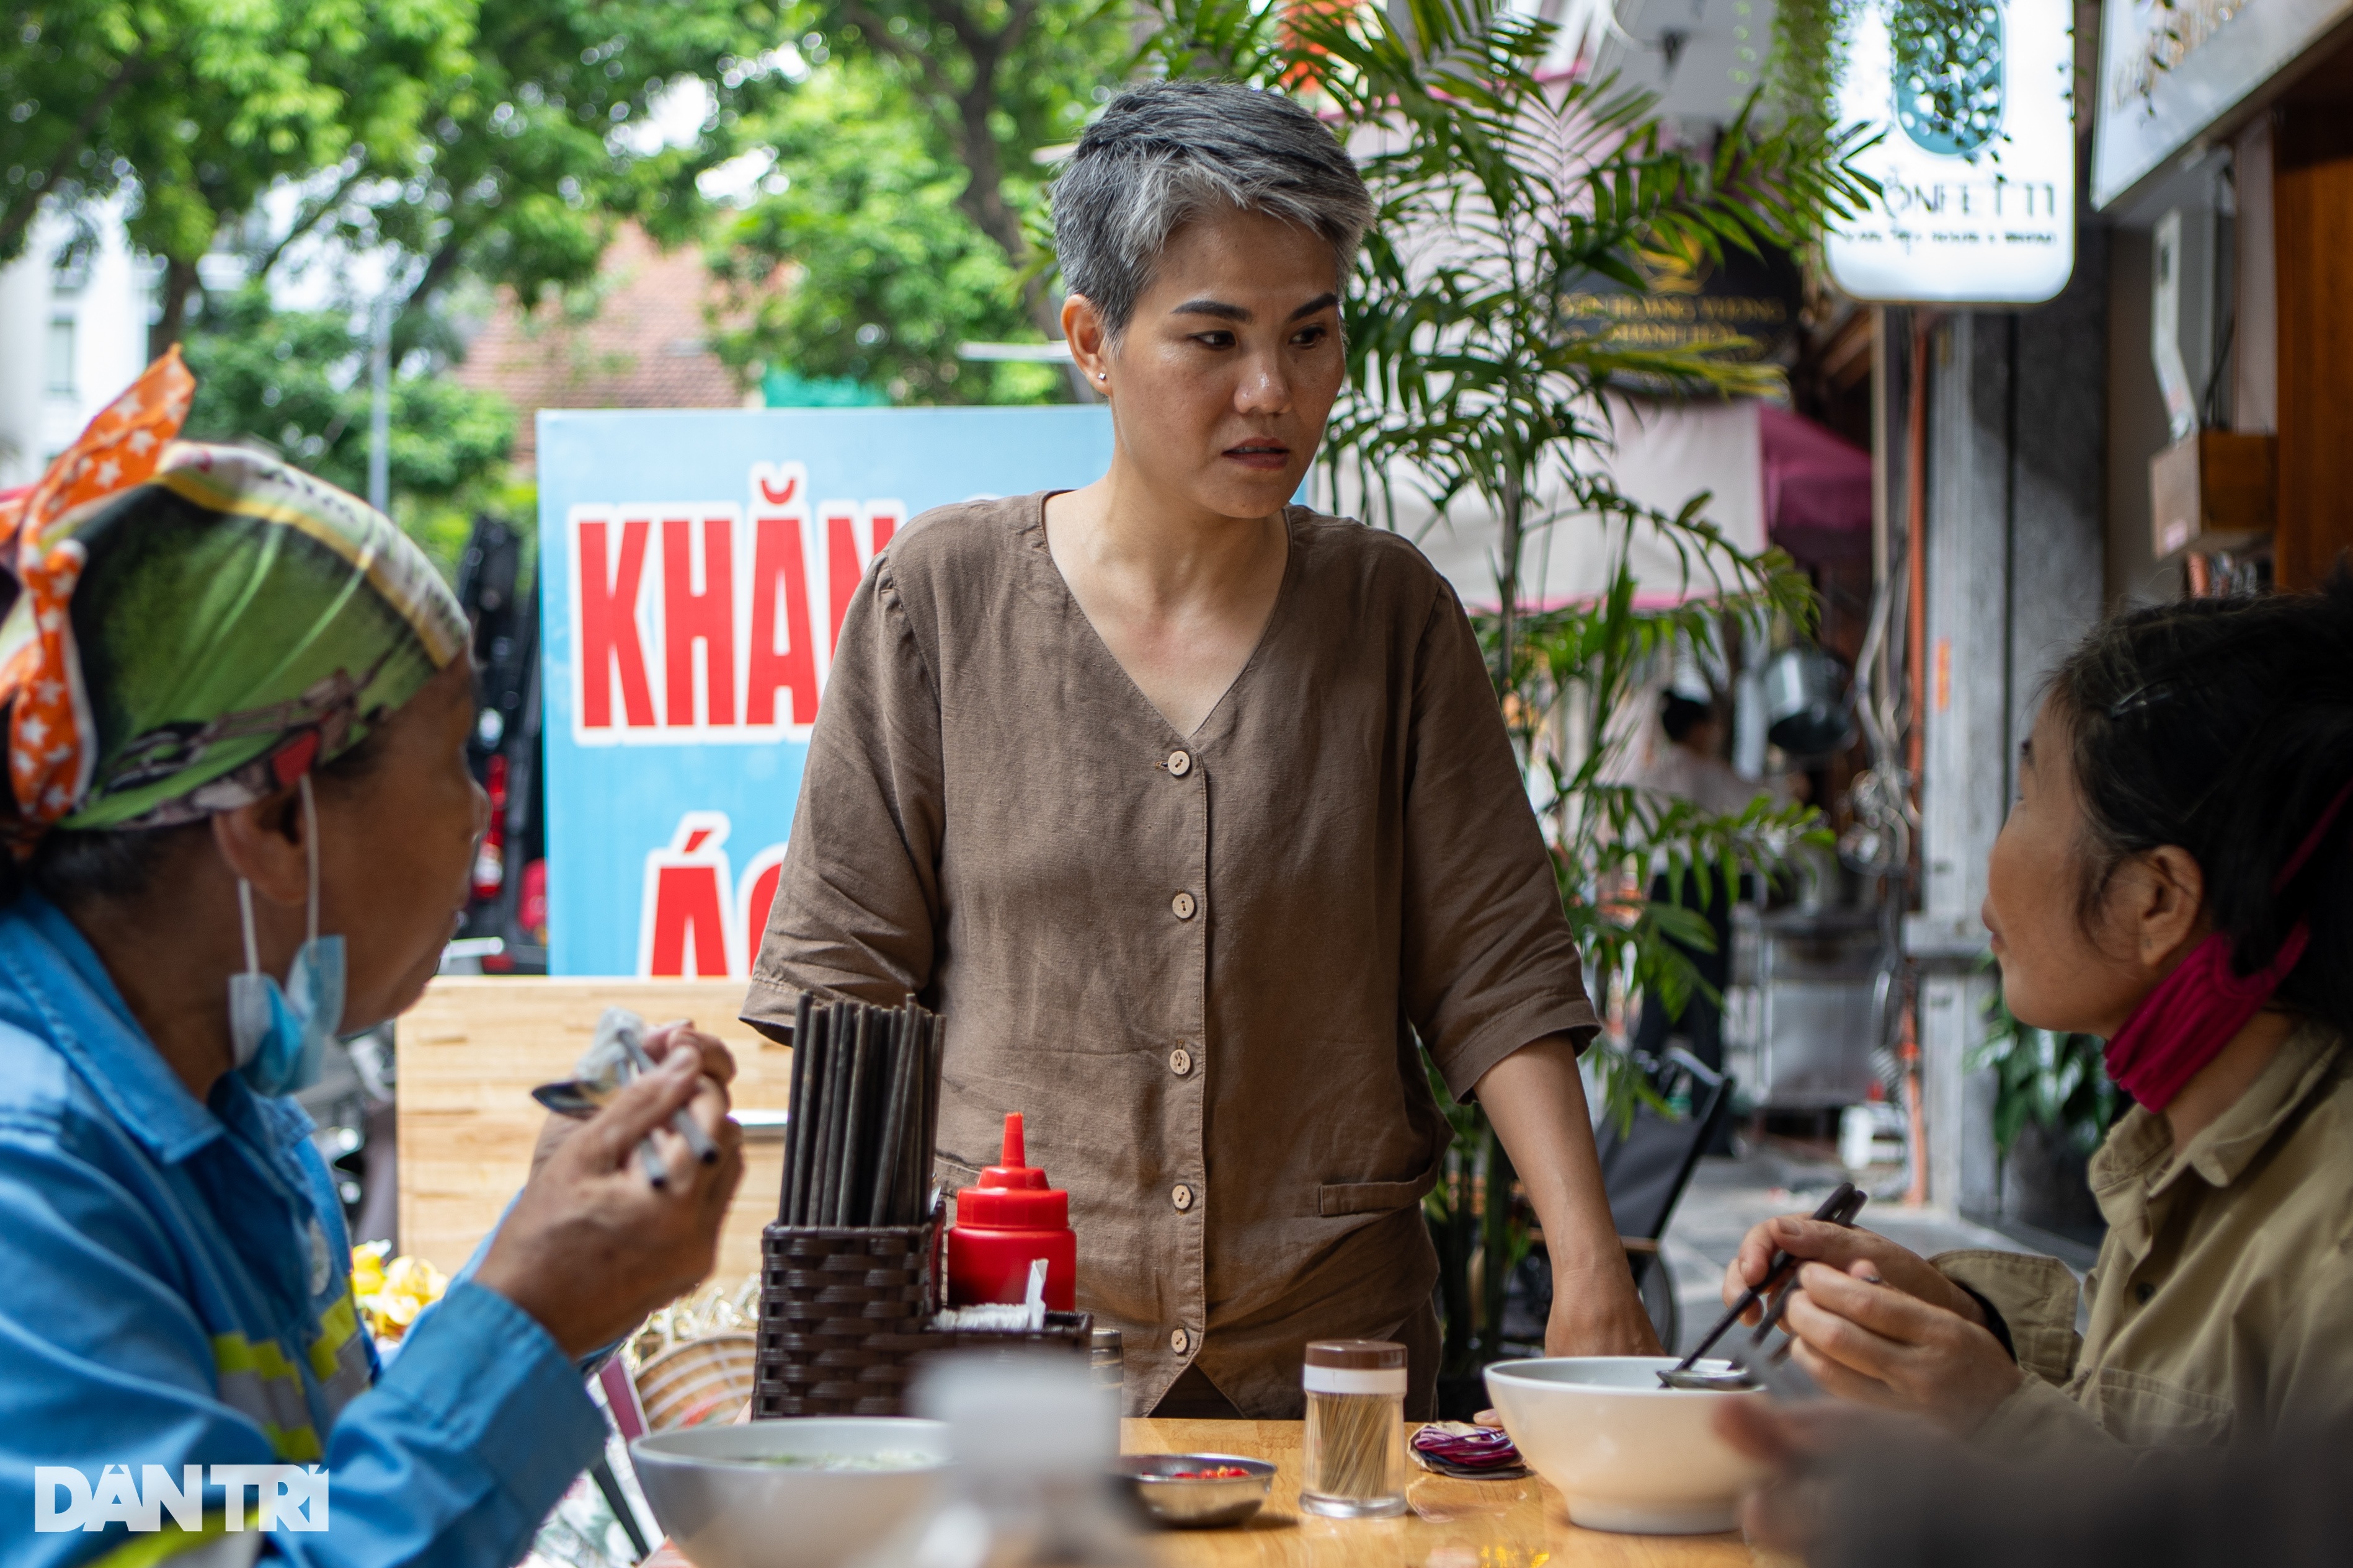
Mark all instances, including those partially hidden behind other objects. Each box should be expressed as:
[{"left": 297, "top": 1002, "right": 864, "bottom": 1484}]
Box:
[{"left": 946, "top": 1112, "right": 1077, "bottom": 1311}]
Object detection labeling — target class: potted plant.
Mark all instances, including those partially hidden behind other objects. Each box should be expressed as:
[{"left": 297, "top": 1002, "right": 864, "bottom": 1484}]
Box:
[{"left": 1974, "top": 981, "right": 2120, "bottom": 1244}]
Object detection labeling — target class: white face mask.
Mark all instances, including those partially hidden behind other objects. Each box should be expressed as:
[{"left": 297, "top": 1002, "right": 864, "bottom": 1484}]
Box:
[{"left": 226, "top": 776, "right": 345, "bottom": 1097}]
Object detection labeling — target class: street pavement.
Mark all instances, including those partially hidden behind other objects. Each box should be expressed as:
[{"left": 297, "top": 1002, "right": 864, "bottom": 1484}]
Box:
[{"left": 1657, "top": 1141, "right": 2070, "bottom": 1357}]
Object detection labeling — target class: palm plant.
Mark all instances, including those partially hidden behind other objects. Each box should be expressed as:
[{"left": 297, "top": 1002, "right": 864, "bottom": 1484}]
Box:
[{"left": 1131, "top": 0, "right": 1872, "bottom": 1373}]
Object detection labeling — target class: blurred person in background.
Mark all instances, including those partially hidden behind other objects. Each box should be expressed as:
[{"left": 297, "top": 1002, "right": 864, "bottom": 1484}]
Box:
[
  {"left": 1629, "top": 686, "right": 1766, "bottom": 1077},
  {"left": 1718, "top": 577, "right": 2353, "bottom": 1455},
  {"left": 0, "top": 352, "right": 743, "bottom": 1567}
]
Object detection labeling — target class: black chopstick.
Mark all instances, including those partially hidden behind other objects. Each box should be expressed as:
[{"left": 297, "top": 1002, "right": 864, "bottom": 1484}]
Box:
[
  {"left": 838, "top": 1008, "right": 874, "bottom": 1226},
  {"left": 815, "top": 1006, "right": 851, "bottom": 1228},
  {"left": 781, "top": 991, "right": 814, "bottom": 1221},
  {"left": 1670, "top": 1180, "right": 1866, "bottom": 1376},
  {"left": 870, "top": 1007, "right": 912, "bottom": 1225},
  {"left": 788, "top": 1003, "right": 824, "bottom": 1224}
]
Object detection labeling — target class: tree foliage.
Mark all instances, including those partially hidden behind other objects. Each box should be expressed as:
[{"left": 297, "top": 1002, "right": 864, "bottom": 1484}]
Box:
[
  {"left": 2, "top": 0, "right": 798, "bottom": 354},
  {"left": 784, "top": 0, "right": 1128, "bottom": 340},
  {"left": 706, "top": 59, "right": 1062, "bottom": 403},
  {"left": 1, "top": 0, "right": 473, "bottom": 344},
  {"left": 179, "top": 286, "right": 520, "bottom": 576},
  {"left": 333, "top": 0, "right": 796, "bottom": 352}
]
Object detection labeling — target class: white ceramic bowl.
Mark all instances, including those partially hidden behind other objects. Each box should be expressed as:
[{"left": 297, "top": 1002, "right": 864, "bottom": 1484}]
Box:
[
  {"left": 629, "top": 1417, "right": 950, "bottom": 1568},
  {"left": 1482, "top": 1357, "right": 1769, "bottom": 1535}
]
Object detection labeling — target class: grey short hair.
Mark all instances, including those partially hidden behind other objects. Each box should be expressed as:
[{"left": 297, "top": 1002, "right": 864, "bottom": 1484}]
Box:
[{"left": 1051, "top": 80, "right": 1374, "bottom": 337}]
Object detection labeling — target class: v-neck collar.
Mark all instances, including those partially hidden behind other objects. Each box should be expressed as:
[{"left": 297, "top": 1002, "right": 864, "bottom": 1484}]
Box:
[{"left": 1022, "top": 490, "right": 1301, "bottom": 744}]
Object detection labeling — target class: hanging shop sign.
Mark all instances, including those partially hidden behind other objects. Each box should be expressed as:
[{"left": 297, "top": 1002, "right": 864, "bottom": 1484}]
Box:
[
  {"left": 1558, "top": 242, "right": 1805, "bottom": 392},
  {"left": 1823, "top": 0, "right": 2078, "bottom": 304},
  {"left": 538, "top": 406, "right": 1113, "bottom": 977},
  {"left": 2092, "top": 0, "right": 2353, "bottom": 208}
]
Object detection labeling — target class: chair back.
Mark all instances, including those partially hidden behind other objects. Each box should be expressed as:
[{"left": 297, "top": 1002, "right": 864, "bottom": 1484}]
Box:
[{"left": 1596, "top": 1048, "right": 1733, "bottom": 1243}]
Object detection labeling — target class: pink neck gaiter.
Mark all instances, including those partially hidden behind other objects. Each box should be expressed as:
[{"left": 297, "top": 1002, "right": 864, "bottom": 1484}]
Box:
[
  {"left": 2102, "top": 926, "right": 2308, "bottom": 1111},
  {"left": 2101, "top": 778, "right": 2353, "bottom": 1112}
]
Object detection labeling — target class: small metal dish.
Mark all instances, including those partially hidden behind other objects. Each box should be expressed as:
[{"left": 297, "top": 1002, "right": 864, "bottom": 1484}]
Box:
[{"left": 1113, "top": 1453, "right": 1276, "bottom": 1529}]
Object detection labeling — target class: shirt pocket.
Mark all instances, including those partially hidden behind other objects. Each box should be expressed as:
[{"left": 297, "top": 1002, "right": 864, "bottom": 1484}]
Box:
[
  {"left": 2084, "top": 1365, "right": 2238, "bottom": 1448},
  {"left": 1317, "top": 1159, "right": 1439, "bottom": 1218}
]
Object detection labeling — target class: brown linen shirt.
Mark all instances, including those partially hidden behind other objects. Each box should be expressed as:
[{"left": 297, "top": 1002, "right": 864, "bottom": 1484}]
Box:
[{"left": 742, "top": 492, "right": 1599, "bottom": 1417}]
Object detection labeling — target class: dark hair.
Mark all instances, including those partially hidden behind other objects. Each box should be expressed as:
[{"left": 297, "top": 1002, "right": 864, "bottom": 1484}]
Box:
[
  {"left": 1661, "top": 692, "right": 1714, "bottom": 745},
  {"left": 0, "top": 722, "right": 390, "bottom": 909},
  {"left": 2043, "top": 572, "right": 2353, "bottom": 1036}
]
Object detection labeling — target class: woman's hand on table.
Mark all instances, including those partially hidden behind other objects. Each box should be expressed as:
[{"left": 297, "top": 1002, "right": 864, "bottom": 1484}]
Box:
[
  {"left": 1776, "top": 1259, "right": 2023, "bottom": 1435},
  {"left": 478, "top": 1024, "right": 745, "bottom": 1358},
  {"left": 1722, "top": 1214, "right": 1986, "bottom": 1326}
]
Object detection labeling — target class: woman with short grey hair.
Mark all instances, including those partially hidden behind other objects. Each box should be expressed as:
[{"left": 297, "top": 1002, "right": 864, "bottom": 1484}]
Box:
[{"left": 749, "top": 78, "right": 1658, "bottom": 1420}]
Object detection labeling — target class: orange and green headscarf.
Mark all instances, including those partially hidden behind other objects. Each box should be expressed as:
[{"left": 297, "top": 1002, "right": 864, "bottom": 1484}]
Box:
[{"left": 0, "top": 350, "right": 467, "bottom": 855}]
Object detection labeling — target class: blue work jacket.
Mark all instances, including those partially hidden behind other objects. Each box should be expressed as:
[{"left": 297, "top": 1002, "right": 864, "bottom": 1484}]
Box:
[{"left": 0, "top": 893, "right": 607, "bottom": 1565}]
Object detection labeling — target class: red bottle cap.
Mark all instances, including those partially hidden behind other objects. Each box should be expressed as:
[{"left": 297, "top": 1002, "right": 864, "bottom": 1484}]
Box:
[{"left": 955, "top": 1112, "right": 1069, "bottom": 1227}]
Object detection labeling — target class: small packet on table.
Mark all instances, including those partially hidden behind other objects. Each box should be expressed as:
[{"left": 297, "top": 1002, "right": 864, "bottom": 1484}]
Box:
[{"left": 1410, "top": 1421, "right": 1528, "bottom": 1479}]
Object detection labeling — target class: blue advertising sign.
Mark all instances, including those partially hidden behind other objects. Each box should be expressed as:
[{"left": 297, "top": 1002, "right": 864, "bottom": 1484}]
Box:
[{"left": 536, "top": 406, "right": 1114, "bottom": 976}]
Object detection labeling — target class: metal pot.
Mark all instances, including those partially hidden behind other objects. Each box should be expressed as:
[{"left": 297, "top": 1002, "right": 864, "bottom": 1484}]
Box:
[{"left": 1761, "top": 645, "right": 1854, "bottom": 759}]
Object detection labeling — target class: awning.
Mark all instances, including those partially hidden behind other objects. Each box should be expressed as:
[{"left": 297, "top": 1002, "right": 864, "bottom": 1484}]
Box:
[
  {"left": 1758, "top": 403, "right": 1872, "bottom": 566},
  {"left": 1357, "top": 399, "right": 1872, "bottom": 609}
]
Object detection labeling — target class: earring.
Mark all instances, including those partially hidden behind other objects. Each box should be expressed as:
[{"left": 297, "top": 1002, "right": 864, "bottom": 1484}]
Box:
[{"left": 1096, "top": 372, "right": 1107, "bottom": 381}]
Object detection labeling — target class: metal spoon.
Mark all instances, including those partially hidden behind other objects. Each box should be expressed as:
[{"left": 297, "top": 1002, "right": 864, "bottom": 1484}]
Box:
[
  {"left": 1657, "top": 1360, "right": 1757, "bottom": 1392},
  {"left": 530, "top": 1079, "right": 616, "bottom": 1118}
]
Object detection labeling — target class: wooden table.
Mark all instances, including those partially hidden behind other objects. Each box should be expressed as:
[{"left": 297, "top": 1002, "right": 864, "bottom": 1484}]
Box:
[
  {"left": 643, "top": 1418, "right": 1768, "bottom": 1568},
  {"left": 396, "top": 978, "right": 791, "bottom": 1287},
  {"left": 1121, "top": 1419, "right": 1764, "bottom": 1567}
]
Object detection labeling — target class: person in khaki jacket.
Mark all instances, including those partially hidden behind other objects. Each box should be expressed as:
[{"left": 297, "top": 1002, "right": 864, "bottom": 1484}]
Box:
[{"left": 1720, "top": 577, "right": 2353, "bottom": 1455}]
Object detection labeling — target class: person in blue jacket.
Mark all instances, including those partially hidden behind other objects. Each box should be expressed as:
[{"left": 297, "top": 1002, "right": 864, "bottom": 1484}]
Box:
[{"left": 0, "top": 350, "right": 745, "bottom": 1566}]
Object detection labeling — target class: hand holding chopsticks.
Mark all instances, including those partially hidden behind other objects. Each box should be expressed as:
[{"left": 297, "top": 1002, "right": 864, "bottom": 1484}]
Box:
[
  {"left": 479, "top": 1023, "right": 745, "bottom": 1359},
  {"left": 531, "top": 1010, "right": 736, "bottom": 1187},
  {"left": 1660, "top": 1182, "right": 1867, "bottom": 1390},
  {"left": 612, "top": 1017, "right": 720, "bottom": 1180}
]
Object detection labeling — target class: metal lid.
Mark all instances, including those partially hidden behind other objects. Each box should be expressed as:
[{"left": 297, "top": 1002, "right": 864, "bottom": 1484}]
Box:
[
  {"left": 1092, "top": 1328, "right": 1123, "bottom": 1351},
  {"left": 1304, "top": 1339, "right": 1404, "bottom": 1370}
]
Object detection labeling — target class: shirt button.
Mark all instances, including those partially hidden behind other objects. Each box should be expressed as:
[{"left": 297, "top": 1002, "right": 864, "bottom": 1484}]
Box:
[
  {"left": 1169, "top": 1046, "right": 1193, "bottom": 1076},
  {"left": 1172, "top": 1183, "right": 1195, "bottom": 1211},
  {"left": 1170, "top": 1326, "right": 1192, "bottom": 1355},
  {"left": 1171, "top": 891, "right": 1197, "bottom": 921},
  {"left": 1167, "top": 749, "right": 1192, "bottom": 777}
]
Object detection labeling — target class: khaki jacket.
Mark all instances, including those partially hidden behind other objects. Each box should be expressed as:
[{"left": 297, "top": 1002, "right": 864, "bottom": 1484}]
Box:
[{"left": 1936, "top": 1020, "right": 2353, "bottom": 1455}]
